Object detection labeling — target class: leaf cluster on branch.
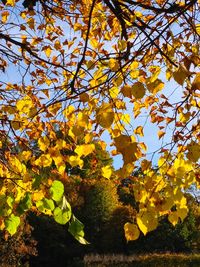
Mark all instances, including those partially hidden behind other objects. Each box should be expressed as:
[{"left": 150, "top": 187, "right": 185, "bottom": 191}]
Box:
[{"left": 0, "top": 0, "right": 199, "bottom": 240}]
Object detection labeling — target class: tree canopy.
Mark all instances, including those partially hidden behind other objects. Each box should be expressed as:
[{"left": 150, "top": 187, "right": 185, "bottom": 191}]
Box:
[{"left": 0, "top": 0, "right": 199, "bottom": 240}]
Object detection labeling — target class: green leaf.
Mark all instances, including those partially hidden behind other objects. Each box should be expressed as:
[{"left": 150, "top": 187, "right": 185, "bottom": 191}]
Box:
[
  {"left": 17, "top": 193, "right": 32, "bottom": 214},
  {"left": 61, "top": 196, "right": 71, "bottom": 213},
  {"left": 7, "top": 195, "right": 14, "bottom": 208},
  {"left": 36, "top": 198, "right": 55, "bottom": 213},
  {"left": 5, "top": 214, "right": 20, "bottom": 236},
  {"left": 50, "top": 180, "right": 64, "bottom": 202},
  {"left": 68, "top": 215, "right": 89, "bottom": 244},
  {"left": 53, "top": 207, "right": 71, "bottom": 225}
]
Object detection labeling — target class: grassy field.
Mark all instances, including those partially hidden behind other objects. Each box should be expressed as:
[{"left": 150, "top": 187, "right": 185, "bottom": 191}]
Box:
[{"left": 81, "top": 253, "right": 200, "bottom": 267}]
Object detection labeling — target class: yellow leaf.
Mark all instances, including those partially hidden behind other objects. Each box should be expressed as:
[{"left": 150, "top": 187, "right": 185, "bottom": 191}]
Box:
[
  {"left": 137, "top": 211, "right": 158, "bottom": 235},
  {"left": 173, "top": 65, "right": 189, "bottom": 85},
  {"left": 1, "top": 11, "right": 10, "bottom": 23},
  {"left": 158, "top": 130, "right": 165, "bottom": 139},
  {"left": 20, "top": 151, "right": 32, "bottom": 162},
  {"left": 140, "top": 142, "right": 147, "bottom": 152},
  {"left": 118, "top": 40, "right": 127, "bottom": 51},
  {"left": 110, "top": 86, "right": 119, "bottom": 98},
  {"left": 16, "top": 96, "right": 33, "bottom": 114},
  {"left": 54, "top": 40, "right": 61, "bottom": 50},
  {"left": 131, "top": 82, "right": 145, "bottom": 99},
  {"left": 147, "top": 79, "right": 164, "bottom": 94},
  {"left": 6, "top": 0, "right": 15, "bottom": 6},
  {"left": 141, "top": 159, "right": 151, "bottom": 171},
  {"left": 11, "top": 121, "right": 23, "bottom": 130},
  {"left": 9, "top": 156, "right": 26, "bottom": 175},
  {"left": 75, "top": 144, "right": 95, "bottom": 157},
  {"left": 174, "top": 154, "right": 193, "bottom": 179},
  {"left": 45, "top": 79, "right": 52, "bottom": 86},
  {"left": 124, "top": 223, "right": 140, "bottom": 241},
  {"left": 55, "top": 161, "right": 66, "bottom": 175},
  {"left": 179, "top": 112, "right": 190, "bottom": 123},
  {"left": 63, "top": 105, "right": 75, "bottom": 118},
  {"left": 77, "top": 112, "right": 89, "bottom": 128},
  {"left": 68, "top": 155, "right": 84, "bottom": 169},
  {"left": 71, "top": 125, "right": 84, "bottom": 137},
  {"left": 27, "top": 18, "right": 35, "bottom": 30},
  {"left": 134, "top": 186, "right": 148, "bottom": 203},
  {"left": 90, "top": 38, "right": 99, "bottom": 49},
  {"left": 109, "top": 58, "right": 120, "bottom": 71},
  {"left": 44, "top": 46, "right": 52, "bottom": 58},
  {"left": 101, "top": 165, "right": 112, "bottom": 179},
  {"left": 84, "top": 133, "right": 93, "bottom": 144},
  {"left": 74, "top": 22, "right": 82, "bottom": 31},
  {"left": 38, "top": 136, "right": 50, "bottom": 152},
  {"left": 134, "top": 126, "right": 144, "bottom": 137},
  {"left": 32, "top": 191, "right": 45, "bottom": 202},
  {"left": 34, "top": 154, "right": 52, "bottom": 168},
  {"left": 148, "top": 66, "right": 161, "bottom": 83},
  {"left": 114, "top": 135, "right": 139, "bottom": 163},
  {"left": 187, "top": 141, "right": 200, "bottom": 162},
  {"left": 176, "top": 207, "right": 188, "bottom": 222},
  {"left": 48, "top": 102, "right": 61, "bottom": 115},
  {"left": 130, "top": 69, "right": 140, "bottom": 79},
  {"left": 168, "top": 211, "right": 179, "bottom": 226},
  {"left": 96, "top": 103, "right": 114, "bottom": 129},
  {"left": 196, "top": 23, "right": 200, "bottom": 34},
  {"left": 130, "top": 61, "right": 139, "bottom": 70}
]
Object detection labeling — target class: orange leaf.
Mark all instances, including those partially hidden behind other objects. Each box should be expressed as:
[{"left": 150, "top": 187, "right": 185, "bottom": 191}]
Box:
[{"left": 158, "top": 130, "right": 165, "bottom": 139}]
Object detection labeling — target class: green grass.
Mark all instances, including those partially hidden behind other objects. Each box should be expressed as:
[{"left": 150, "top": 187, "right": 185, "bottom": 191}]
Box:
[{"left": 82, "top": 253, "right": 200, "bottom": 267}]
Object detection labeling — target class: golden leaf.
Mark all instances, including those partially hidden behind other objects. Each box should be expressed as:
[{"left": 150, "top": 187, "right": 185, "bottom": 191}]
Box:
[
  {"left": 101, "top": 165, "right": 112, "bottom": 179},
  {"left": 191, "top": 73, "right": 200, "bottom": 90},
  {"left": 6, "top": 0, "right": 15, "bottom": 6},
  {"left": 137, "top": 211, "right": 158, "bottom": 235},
  {"left": 134, "top": 126, "right": 144, "bottom": 137},
  {"left": 96, "top": 103, "right": 114, "bottom": 129},
  {"left": 121, "top": 85, "right": 132, "bottom": 98},
  {"left": 130, "top": 61, "right": 139, "bottom": 70},
  {"left": 34, "top": 154, "right": 52, "bottom": 168},
  {"left": 131, "top": 82, "right": 145, "bottom": 99},
  {"left": 1, "top": 11, "right": 9, "bottom": 23},
  {"left": 109, "top": 58, "right": 120, "bottom": 71},
  {"left": 124, "top": 223, "right": 140, "bottom": 241},
  {"left": 44, "top": 46, "right": 52, "bottom": 58},
  {"left": 176, "top": 207, "right": 188, "bottom": 222},
  {"left": 80, "top": 93, "right": 89, "bottom": 102},
  {"left": 168, "top": 211, "right": 179, "bottom": 226},
  {"left": 147, "top": 79, "right": 164, "bottom": 94},
  {"left": 68, "top": 155, "right": 84, "bottom": 169},
  {"left": 16, "top": 96, "right": 33, "bottom": 114},
  {"left": 158, "top": 130, "right": 165, "bottom": 139},
  {"left": 173, "top": 65, "right": 189, "bottom": 85},
  {"left": 75, "top": 144, "right": 95, "bottom": 157},
  {"left": 26, "top": 18, "right": 35, "bottom": 30},
  {"left": 38, "top": 136, "right": 50, "bottom": 152},
  {"left": 186, "top": 141, "right": 200, "bottom": 162},
  {"left": 196, "top": 23, "right": 200, "bottom": 34}
]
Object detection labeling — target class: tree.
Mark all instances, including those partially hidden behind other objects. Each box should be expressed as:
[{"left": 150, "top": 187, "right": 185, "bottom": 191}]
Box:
[{"left": 0, "top": 0, "right": 199, "bottom": 239}]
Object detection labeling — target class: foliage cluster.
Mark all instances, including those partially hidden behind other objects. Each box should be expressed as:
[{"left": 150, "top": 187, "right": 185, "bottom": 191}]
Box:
[{"left": 0, "top": 0, "right": 199, "bottom": 244}]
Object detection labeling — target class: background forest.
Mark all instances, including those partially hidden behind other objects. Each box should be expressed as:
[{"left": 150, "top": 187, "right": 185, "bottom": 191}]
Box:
[{"left": 0, "top": 146, "right": 199, "bottom": 266}]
